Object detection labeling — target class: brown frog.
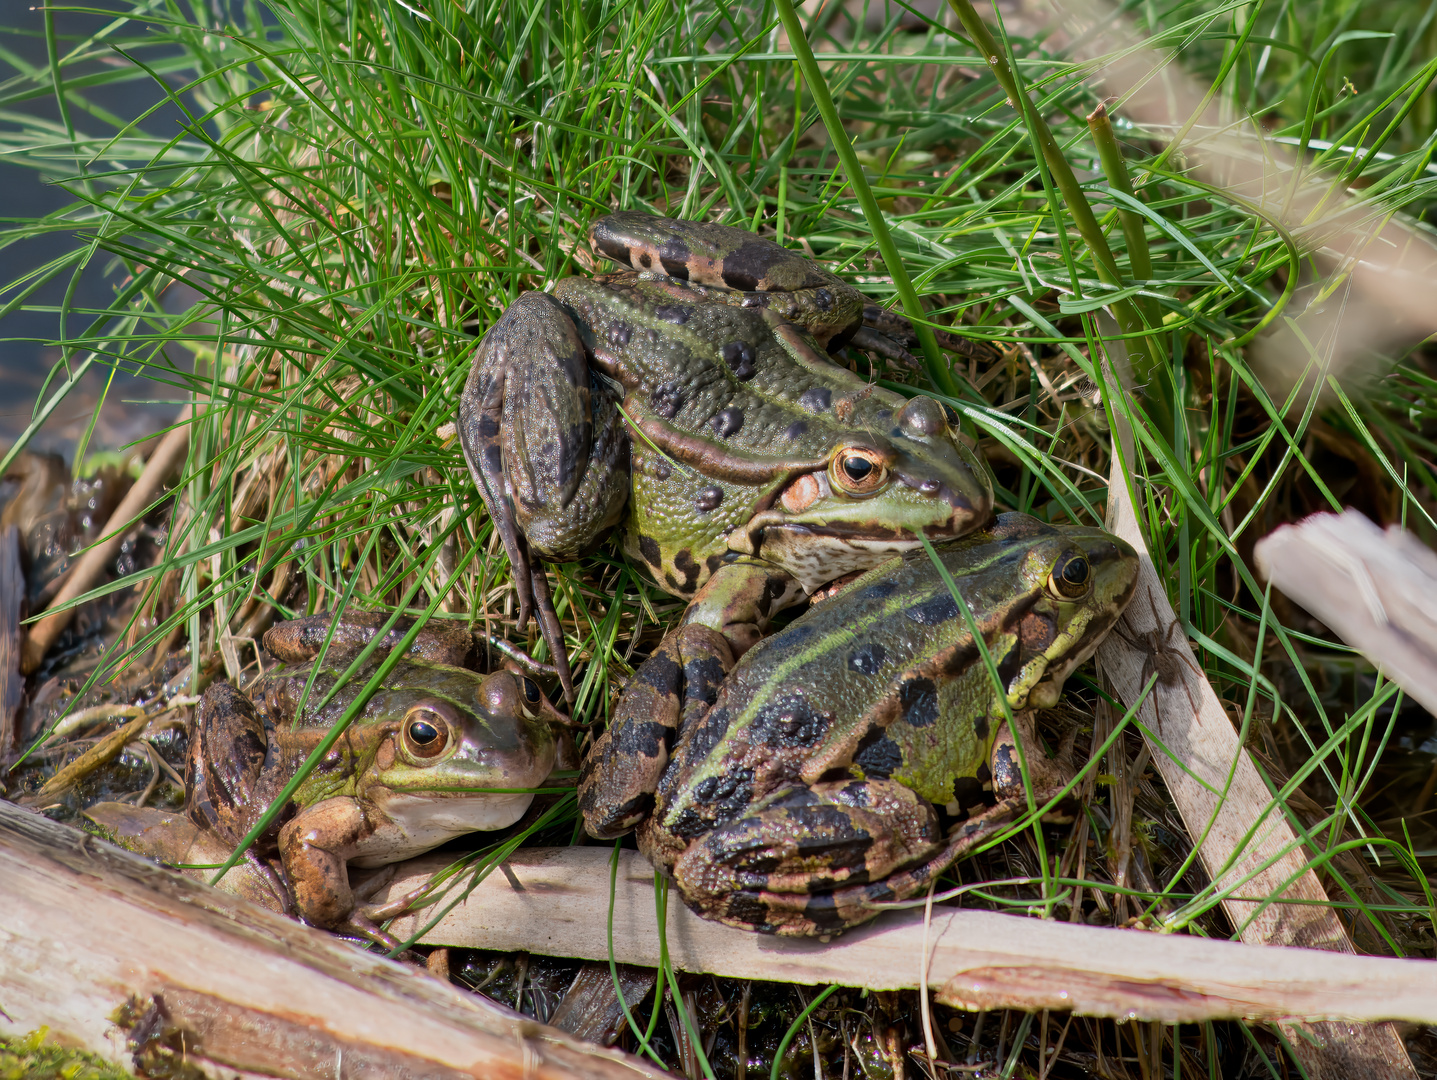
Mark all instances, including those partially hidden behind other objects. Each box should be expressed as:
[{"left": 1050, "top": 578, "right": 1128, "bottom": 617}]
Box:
[{"left": 93, "top": 612, "right": 561, "bottom": 946}]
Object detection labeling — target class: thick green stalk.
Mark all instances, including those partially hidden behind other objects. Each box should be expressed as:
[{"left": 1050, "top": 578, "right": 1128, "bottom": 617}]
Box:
[
  {"left": 946, "top": 0, "right": 1167, "bottom": 388},
  {"left": 772, "top": 0, "right": 959, "bottom": 398},
  {"left": 1087, "top": 102, "right": 1160, "bottom": 328}
]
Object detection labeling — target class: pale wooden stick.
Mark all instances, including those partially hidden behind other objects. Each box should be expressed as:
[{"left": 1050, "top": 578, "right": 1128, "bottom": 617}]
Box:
[
  {"left": 1094, "top": 329, "right": 1415, "bottom": 1077},
  {"left": 378, "top": 846, "right": 1437, "bottom": 1025},
  {"left": 0, "top": 800, "right": 663, "bottom": 1080},
  {"left": 20, "top": 406, "right": 193, "bottom": 674},
  {"left": 1255, "top": 510, "right": 1437, "bottom": 717}
]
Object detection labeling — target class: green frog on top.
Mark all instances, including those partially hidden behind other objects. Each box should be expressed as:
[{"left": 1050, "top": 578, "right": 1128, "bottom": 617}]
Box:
[{"left": 459, "top": 212, "right": 993, "bottom": 702}]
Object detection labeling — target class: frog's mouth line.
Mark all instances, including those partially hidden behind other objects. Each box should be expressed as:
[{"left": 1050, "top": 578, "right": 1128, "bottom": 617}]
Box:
[
  {"left": 762, "top": 521, "right": 910, "bottom": 543},
  {"left": 741, "top": 515, "right": 976, "bottom": 549}
]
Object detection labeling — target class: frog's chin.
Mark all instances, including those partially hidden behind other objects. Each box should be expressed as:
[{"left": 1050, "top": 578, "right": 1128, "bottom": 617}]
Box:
[
  {"left": 1025, "top": 631, "right": 1115, "bottom": 710},
  {"left": 350, "top": 790, "right": 536, "bottom": 867},
  {"left": 730, "top": 524, "right": 924, "bottom": 594}
]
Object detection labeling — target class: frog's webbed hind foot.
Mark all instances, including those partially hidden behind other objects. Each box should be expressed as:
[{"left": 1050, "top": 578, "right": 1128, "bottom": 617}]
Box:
[{"left": 578, "top": 624, "right": 734, "bottom": 839}]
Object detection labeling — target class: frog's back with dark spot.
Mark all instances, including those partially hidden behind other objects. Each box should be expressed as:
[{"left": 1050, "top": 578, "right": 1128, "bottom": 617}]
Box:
[{"left": 650, "top": 514, "right": 1137, "bottom": 833}]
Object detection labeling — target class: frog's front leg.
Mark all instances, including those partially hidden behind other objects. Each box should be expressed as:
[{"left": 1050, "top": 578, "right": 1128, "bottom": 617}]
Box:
[
  {"left": 666, "top": 779, "right": 948, "bottom": 936},
  {"left": 458, "top": 291, "right": 631, "bottom": 700},
  {"left": 989, "top": 711, "right": 1076, "bottom": 818},
  {"left": 680, "top": 563, "right": 805, "bottom": 659},
  {"left": 278, "top": 797, "right": 402, "bottom": 948},
  {"left": 577, "top": 624, "right": 734, "bottom": 838}
]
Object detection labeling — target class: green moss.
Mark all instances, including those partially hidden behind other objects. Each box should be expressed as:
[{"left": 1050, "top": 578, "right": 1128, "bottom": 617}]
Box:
[{"left": 0, "top": 1030, "right": 130, "bottom": 1080}]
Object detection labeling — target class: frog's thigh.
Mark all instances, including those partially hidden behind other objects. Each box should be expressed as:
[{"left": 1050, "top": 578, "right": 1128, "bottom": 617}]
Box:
[
  {"left": 262, "top": 611, "right": 472, "bottom": 666},
  {"left": 578, "top": 624, "right": 734, "bottom": 839},
  {"left": 680, "top": 782, "right": 1031, "bottom": 936},
  {"left": 517, "top": 377, "right": 630, "bottom": 561},
  {"left": 673, "top": 780, "right": 943, "bottom": 913},
  {"left": 278, "top": 797, "right": 368, "bottom": 929},
  {"left": 186, "top": 683, "right": 269, "bottom": 838}
]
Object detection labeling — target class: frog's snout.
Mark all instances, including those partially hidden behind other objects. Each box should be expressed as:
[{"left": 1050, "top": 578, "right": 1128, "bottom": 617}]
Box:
[{"left": 894, "top": 461, "right": 991, "bottom": 527}]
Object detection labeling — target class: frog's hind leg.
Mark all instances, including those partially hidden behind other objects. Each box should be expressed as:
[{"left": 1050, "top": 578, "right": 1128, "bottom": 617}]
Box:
[
  {"left": 459, "top": 290, "right": 629, "bottom": 702},
  {"left": 671, "top": 779, "right": 958, "bottom": 936},
  {"left": 185, "top": 683, "right": 275, "bottom": 840},
  {"left": 578, "top": 624, "right": 734, "bottom": 839}
]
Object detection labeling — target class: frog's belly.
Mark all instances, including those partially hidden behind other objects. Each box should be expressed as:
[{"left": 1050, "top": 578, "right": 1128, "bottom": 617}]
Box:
[{"left": 351, "top": 791, "right": 536, "bottom": 866}]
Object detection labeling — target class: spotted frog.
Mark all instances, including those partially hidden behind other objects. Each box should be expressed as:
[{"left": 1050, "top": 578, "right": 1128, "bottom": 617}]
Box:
[
  {"left": 581, "top": 514, "right": 1137, "bottom": 936},
  {"left": 458, "top": 213, "right": 993, "bottom": 701},
  {"left": 119, "top": 612, "right": 561, "bottom": 944}
]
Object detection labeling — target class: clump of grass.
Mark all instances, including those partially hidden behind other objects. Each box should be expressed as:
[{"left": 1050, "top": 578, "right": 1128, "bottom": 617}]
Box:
[{"left": 5, "top": 0, "right": 1437, "bottom": 1074}]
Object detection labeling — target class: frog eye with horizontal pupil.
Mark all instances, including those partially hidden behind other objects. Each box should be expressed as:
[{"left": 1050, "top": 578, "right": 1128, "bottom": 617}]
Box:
[
  {"left": 401, "top": 704, "right": 454, "bottom": 760},
  {"left": 523, "top": 677, "right": 543, "bottom": 707},
  {"left": 831, "top": 448, "right": 888, "bottom": 495},
  {"left": 1051, "top": 555, "right": 1091, "bottom": 599}
]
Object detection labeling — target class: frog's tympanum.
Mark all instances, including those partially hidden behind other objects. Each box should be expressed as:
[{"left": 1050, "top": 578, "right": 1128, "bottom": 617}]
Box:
[
  {"left": 579, "top": 514, "right": 1137, "bottom": 936},
  {"left": 92, "top": 612, "right": 560, "bottom": 945},
  {"left": 459, "top": 213, "right": 993, "bottom": 701}
]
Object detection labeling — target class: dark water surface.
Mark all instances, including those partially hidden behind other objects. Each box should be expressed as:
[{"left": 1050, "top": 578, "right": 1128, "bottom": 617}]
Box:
[{"left": 2, "top": 5, "right": 193, "bottom": 459}]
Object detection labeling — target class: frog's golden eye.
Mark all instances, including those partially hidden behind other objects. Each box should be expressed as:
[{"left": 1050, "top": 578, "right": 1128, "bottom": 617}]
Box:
[
  {"left": 522, "top": 677, "right": 542, "bottom": 705},
  {"left": 402, "top": 704, "right": 454, "bottom": 760},
  {"left": 831, "top": 447, "right": 888, "bottom": 495},
  {"left": 1050, "top": 554, "right": 1092, "bottom": 599}
]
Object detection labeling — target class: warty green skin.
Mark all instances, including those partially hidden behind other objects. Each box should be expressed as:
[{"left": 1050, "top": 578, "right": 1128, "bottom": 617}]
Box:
[
  {"left": 181, "top": 613, "right": 559, "bottom": 945},
  {"left": 458, "top": 213, "right": 993, "bottom": 701},
  {"left": 587, "top": 513, "right": 1138, "bottom": 937}
]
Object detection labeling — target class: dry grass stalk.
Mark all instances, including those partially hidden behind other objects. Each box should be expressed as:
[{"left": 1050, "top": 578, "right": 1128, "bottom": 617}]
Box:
[
  {"left": 1255, "top": 510, "right": 1437, "bottom": 718},
  {"left": 21, "top": 408, "right": 194, "bottom": 674},
  {"left": 1052, "top": 0, "right": 1437, "bottom": 387},
  {"left": 1096, "top": 333, "right": 1415, "bottom": 1077},
  {"left": 0, "top": 526, "right": 21, "bottom": 761},
  {"left": 23, "top": 712, "right": 152, "bottom": 805}
]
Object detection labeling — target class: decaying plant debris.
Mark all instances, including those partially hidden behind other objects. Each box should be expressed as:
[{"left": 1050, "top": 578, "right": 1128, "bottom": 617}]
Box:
[{"left": 7, "top": 0, "right": 1437, "bottom": 1075}]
